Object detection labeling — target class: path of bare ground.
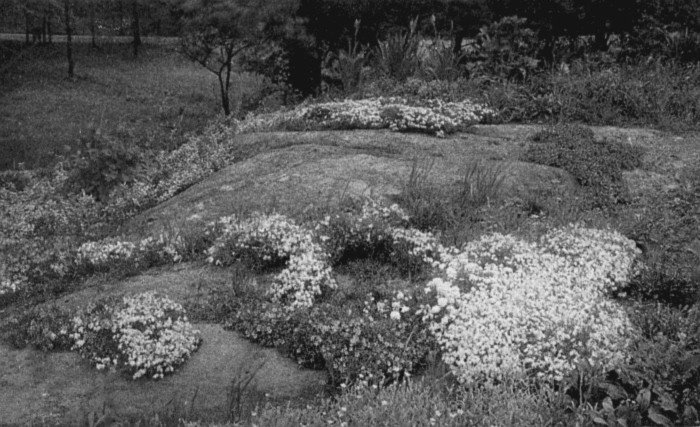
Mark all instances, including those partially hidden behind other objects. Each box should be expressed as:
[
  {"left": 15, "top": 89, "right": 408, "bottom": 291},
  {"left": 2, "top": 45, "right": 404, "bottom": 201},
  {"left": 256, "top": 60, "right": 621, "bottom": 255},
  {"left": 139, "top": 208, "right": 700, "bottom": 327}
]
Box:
[{"left": 1, "top": 125, "right": 698, "bottom": 424}]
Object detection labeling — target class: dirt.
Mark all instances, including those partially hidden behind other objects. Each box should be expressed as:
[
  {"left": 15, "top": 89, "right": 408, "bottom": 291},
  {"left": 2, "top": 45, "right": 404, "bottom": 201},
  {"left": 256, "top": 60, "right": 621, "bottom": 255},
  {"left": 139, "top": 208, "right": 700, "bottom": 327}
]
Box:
[{"left": 1, "top": 125, "right": 698, "bottom": 425}]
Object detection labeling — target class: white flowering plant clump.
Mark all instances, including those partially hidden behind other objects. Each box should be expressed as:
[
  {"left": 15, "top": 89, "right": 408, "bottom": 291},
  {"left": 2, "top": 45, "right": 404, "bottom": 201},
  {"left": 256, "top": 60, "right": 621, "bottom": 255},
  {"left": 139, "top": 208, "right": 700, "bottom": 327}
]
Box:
[
  {"left": 206, "top": 213, "right": 336, "bottom": 309},
  {"left": 296, "top": 97, "right": 493, "bottom": 137},
  {"left": 71, "top": 291, "right": 201, "bottom": 380},
  {"left": 538, "top": 224, "right": 642, "bottom": 294},
  {"left": 424, "top": 228, "right": 641, "bottom": 385}
]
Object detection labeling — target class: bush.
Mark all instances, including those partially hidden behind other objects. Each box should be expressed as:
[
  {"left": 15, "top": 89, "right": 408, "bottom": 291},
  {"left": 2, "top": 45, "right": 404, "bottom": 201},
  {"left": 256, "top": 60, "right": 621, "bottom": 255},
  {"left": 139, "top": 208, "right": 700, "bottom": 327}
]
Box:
[
  {"left": 570, "top": 303, "right": 700, "bottom": 426},
  {"left": 466, "top": 16, "right": 542, "bottom": 82},
  {"left": 63, "top": 130, "right": 145, "bottom": 202},
  {"left": 229, "top": 288, "right": 435, "bottom": 387},
  {"left": 551, "top": 60, "right": 700, "bottom": 130},
  {"left": 622, "top": 167, "right": 700, "bottom": 306},
  {"left": 522, "top": 123, "right": 646, "bottom": 207},
  {"left": 0, "top": 304, "right": 73, "bottom": 351}
]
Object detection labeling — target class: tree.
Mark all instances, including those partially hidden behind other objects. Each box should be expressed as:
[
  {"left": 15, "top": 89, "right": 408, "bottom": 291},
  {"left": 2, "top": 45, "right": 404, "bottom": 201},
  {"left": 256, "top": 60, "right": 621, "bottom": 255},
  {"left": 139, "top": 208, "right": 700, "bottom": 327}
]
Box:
[
  {"left": 179, "top": 0, "right": 294, "bottom": 115},
  {"left": 63, "top": 0, "right": 74, "bottom": 77},
  {"left": 131, "top": 0, "right": 141, "bottom": 56}
]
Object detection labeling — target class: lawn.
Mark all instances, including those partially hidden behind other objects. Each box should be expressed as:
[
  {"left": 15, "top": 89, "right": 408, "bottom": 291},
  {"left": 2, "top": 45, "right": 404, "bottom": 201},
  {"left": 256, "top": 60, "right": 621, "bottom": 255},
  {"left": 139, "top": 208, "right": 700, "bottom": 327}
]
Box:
[{"left": 0, "top": 41, "right": 219, "bottom": 170}]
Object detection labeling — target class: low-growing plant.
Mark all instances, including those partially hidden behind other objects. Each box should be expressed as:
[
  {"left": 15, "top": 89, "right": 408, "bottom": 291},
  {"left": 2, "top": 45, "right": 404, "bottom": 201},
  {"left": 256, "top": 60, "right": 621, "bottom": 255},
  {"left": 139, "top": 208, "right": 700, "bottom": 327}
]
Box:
[
  {"left": 568, "top": 308, "right": 700, "bottom": 426},
  {"left": 229, "top": 288, "right": 436, "bottom": 388},
  {"left": 250, "top": 378, "right": 576, "bottom": 426},
  {"left": 63, "top": 129, "right": 146, "bottom": 202},
  {"left": 71, "top": 291, "right": 202, "bottom": 380},
  {"left": 0, "top": 303, "right": 73, "bottom": 351},
  {"left": 522, "top": 123, "right": 646, "bottom": 207}
]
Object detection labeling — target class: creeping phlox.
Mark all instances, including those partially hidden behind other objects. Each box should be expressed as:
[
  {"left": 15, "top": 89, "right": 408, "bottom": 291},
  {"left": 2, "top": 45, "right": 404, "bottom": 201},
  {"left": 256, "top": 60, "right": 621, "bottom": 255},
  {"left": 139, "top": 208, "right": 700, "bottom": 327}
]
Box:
[
  {"left": 206, "top": 213, "right": 337, "bottom": 309},
  {"left": 424, "top": 228, "right": 641, "bottom": 384},
  {"left": 71, "top": 292, "right": 201, "bottom": 379},
  {"left": 76, "top": 232, "right": 185, "bottom": 270},
  {"left": 298, "top": 97, "right": 493, "bottom": 137}
]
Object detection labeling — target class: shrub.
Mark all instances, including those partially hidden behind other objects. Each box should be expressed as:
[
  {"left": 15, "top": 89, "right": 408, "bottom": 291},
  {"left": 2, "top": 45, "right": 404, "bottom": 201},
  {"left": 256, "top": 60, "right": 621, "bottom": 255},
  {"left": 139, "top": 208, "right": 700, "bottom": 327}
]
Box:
[
  {"left": 551, "top": 60, "right": 700, "bottom": 130},
  {"left": 570, "top": 303, "right": 700, "bottom": 426},
  {"left": 63, "top": 130, "right": 145, "bottom": 202},
  {"left": 466, "top": 16, "right": 542, "bottom": 82},
  {"left": 0, "top": 304, "right": 73, "bottom": 351},
  {"left": 71, "top": 292, "right": 201, "bottom": 380},
  {"left": 522, "top": 123, "right": 646, "bottom": 207},
  {"left": 229, "top": 288, "right": 436, "bottom": 387}
]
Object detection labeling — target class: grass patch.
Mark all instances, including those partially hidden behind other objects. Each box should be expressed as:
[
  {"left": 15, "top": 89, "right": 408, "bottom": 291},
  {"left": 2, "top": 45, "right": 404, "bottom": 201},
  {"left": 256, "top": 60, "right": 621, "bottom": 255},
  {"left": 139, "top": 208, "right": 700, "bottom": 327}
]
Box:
[{"left": 0, "top": 42, "right": 219, "bottom": 170}]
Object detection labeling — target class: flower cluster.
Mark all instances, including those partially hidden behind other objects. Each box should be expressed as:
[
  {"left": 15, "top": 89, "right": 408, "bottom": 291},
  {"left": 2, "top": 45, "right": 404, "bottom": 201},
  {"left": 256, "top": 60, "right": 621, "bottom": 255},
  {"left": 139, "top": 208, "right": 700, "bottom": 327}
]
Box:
[
  {"left": 296, "top": 97, "right": 493, "bottom": 137},
  {"left": 207, "top": 213, "right": 336, "bottom": 309},
  {"left": 538, "top": 224, "right": 642, "bottom": 294},
  {"left": 424, "top": 228, "right": 641, "bottom": 384},
  {"left": 71, "top": 292, "right": 201, "bottom": 379}
]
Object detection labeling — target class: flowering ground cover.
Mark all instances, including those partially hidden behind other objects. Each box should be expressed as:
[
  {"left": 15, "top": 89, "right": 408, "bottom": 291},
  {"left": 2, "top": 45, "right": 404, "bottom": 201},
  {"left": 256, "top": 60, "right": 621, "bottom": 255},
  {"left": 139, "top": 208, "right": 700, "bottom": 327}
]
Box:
[
  {"left": 237, "top": 97, "right": 494, "bottom": 137},
  {"left": 0, "top": 120, "right": 698, "bottom": 425}
]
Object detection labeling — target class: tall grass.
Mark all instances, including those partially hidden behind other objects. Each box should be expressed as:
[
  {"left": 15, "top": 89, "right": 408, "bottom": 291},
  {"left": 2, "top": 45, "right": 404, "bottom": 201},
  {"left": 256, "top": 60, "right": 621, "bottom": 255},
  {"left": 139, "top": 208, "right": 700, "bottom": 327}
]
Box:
[{"left": 397, "top": 157, "right": 510, "bottom": 246}]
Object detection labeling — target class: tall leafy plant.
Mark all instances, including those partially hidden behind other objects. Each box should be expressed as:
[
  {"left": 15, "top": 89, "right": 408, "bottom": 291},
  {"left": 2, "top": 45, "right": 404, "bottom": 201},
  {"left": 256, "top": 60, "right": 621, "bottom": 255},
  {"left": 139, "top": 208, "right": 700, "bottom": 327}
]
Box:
[{"left": 377, "top": 17, "right": 420, "bottom": 81}]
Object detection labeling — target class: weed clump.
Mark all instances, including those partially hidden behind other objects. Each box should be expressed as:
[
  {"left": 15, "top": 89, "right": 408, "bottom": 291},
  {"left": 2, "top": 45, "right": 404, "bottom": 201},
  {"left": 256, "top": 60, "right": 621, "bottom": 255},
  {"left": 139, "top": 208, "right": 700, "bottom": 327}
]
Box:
[{"left": 522, "top": 124, "right": 645, "bottom": 207}]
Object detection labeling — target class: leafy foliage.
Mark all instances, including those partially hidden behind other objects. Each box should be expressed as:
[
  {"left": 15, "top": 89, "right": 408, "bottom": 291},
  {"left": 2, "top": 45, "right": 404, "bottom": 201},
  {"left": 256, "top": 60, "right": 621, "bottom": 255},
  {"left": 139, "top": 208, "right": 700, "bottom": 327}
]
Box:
[
  {"left": 466, "top": 16, "right": 541, "bottom": 82},
  {"left": 0, "top": 304, "right": 73, "bottom": 352},
  {"left": 63, "top": 130, "right": 145, "bottom": 202}
]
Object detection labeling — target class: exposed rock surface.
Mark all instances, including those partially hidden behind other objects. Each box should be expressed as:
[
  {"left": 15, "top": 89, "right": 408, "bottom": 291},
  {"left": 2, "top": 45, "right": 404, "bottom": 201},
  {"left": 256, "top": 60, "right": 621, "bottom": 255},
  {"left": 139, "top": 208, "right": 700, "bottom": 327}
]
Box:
[
  {"left": 122, "top": 128, "right": 581, "bottom": 237},
  {"left": 3, "top": 125, "right": 697, "bottom": 424}
]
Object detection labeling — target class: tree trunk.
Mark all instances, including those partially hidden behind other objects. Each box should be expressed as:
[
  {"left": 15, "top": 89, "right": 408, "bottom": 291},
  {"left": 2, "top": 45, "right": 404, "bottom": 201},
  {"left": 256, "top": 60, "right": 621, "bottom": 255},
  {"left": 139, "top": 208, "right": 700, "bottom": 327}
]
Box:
[
  {"left": 132, "top": 0, "right": 141, "bottom": 57},
  {"left": 64, "top": 0, "right": 74, "bottom": 78},
  {"left": 42, "top": 15, "right": 47, "bottom": 43},
  {"left": 218, "top": 73, "right": 231, "bottom": 116},
  {"left": 453, "top": 30, "right": 466, "bottom": 56},
  {"left": 90, "top": 2, "right": 97, "bottom": 48},
  {"left": 24, "top": 10, "right": 30, "bottom": 45}
]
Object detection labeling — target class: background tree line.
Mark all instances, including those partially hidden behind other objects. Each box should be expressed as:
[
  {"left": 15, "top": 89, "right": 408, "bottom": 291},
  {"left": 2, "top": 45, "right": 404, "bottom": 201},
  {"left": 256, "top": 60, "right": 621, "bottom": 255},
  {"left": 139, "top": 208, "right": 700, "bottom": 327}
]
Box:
[{"left": 1, "top": 0, "right": 698, "bottom": 97}]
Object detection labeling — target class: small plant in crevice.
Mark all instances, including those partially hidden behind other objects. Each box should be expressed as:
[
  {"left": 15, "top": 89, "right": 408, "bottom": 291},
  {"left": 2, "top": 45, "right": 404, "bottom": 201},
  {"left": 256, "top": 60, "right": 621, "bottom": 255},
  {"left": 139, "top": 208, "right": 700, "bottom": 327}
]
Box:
[{"left": 227, "top": 355, "right": 267, "bottom": 424}]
